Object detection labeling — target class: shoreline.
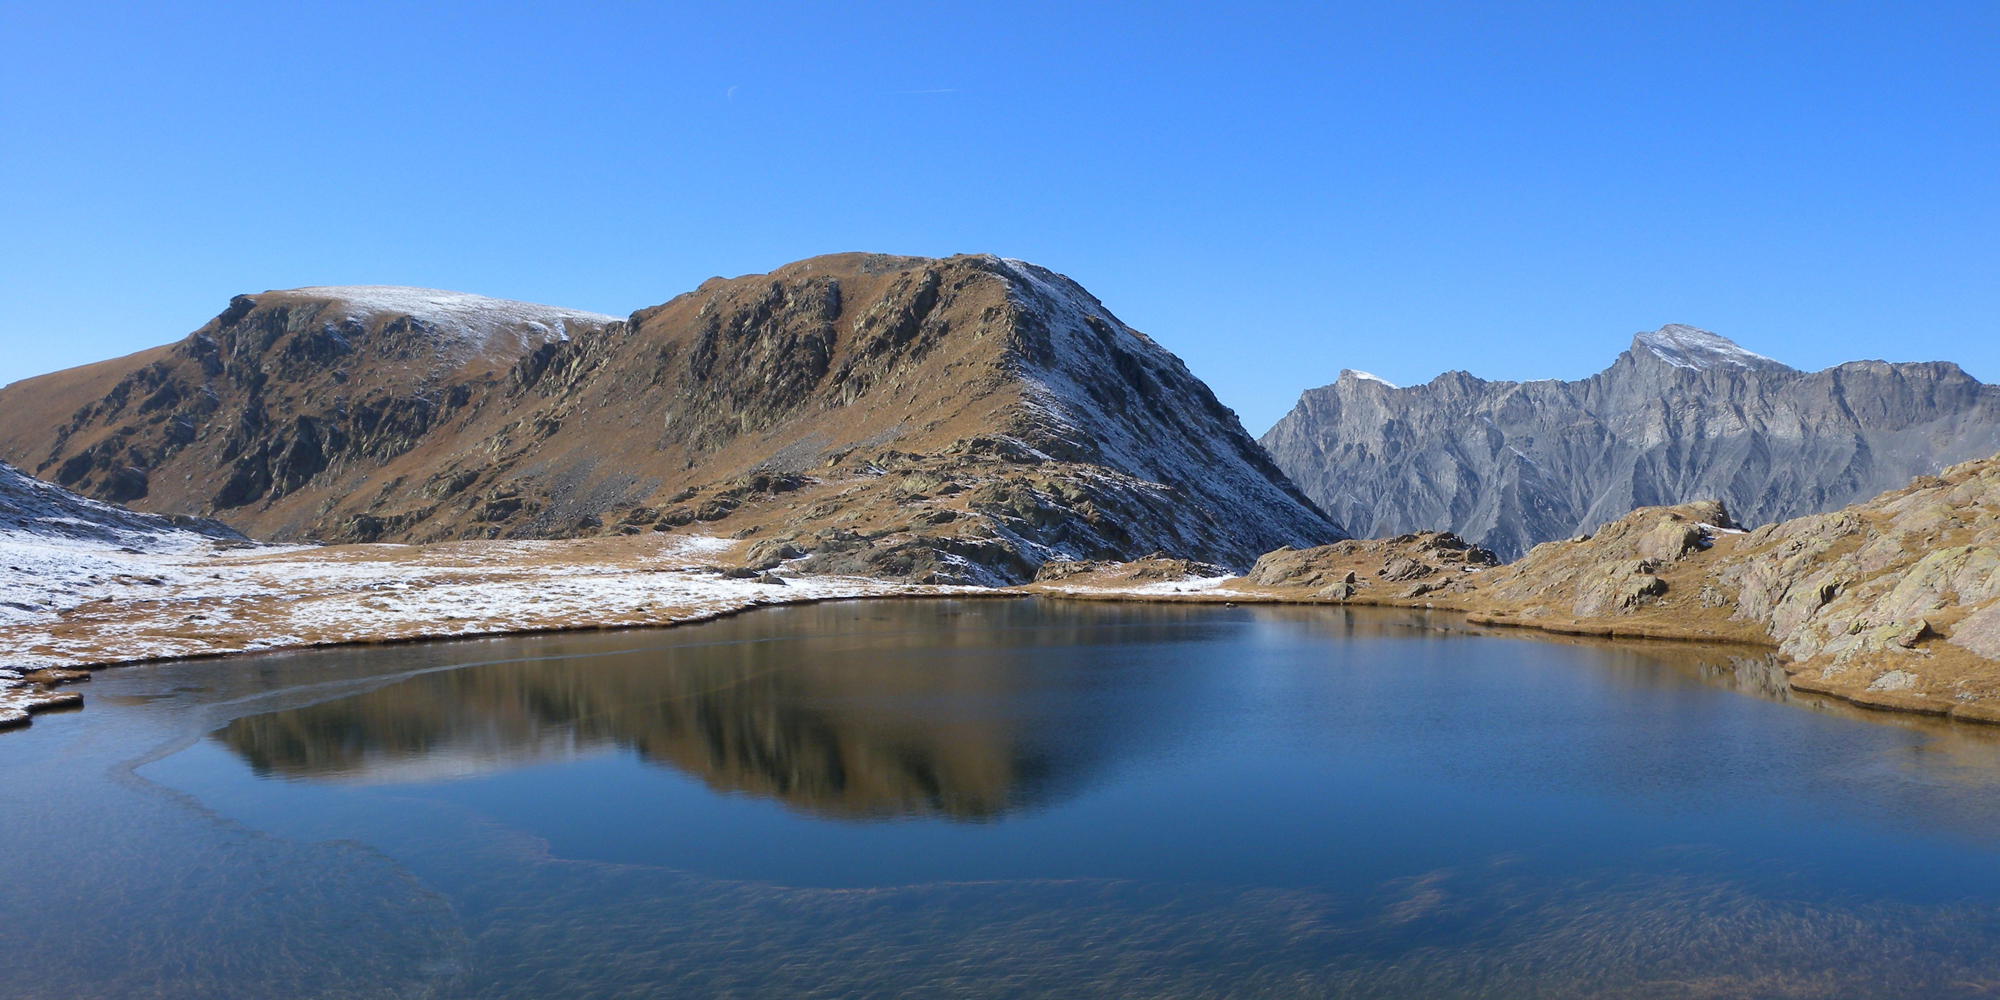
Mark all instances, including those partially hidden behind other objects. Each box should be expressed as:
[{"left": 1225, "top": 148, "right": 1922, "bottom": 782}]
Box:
[
  {"left": 13, "top": 576, "right": 1995, "bottom": 735},
  {"left": 1025, "top": 582, "right": 2000, "bottom": 727}
]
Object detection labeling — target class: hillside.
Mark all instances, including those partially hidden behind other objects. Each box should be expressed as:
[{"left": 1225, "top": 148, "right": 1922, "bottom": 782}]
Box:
[
  {"left": 1262, "top": 325, "right": 2000, "bottom": 560},
  {"left": 0, "top": 255, "right": 1342, "bottom": 584},
  {"left": 1461, "top": 452, "right": 2000, "bottom": 720},
  {"left": 1097, "top": 451, "right": 2000, "bottom": 724}
]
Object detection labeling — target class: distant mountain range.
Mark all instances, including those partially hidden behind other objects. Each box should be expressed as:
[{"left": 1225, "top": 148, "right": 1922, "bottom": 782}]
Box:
[
  {"left": 1262, "top": 325, "right": 2000, "bottom": 560},
  {"left": 0, "top": 254, "right": 1342, "bottom": 584}
]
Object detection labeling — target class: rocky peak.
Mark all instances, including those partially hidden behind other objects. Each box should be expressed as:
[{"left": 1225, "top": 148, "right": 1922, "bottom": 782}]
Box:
[
  {"left": 1263, "top": 323, "right": 2000, "bottom": 561},
  {"left": 1629, "top": 324, "right": 1794, "bottom": 373},
  {"left": 1338, "top": 369, "right": 1399, "bottom": 389}
]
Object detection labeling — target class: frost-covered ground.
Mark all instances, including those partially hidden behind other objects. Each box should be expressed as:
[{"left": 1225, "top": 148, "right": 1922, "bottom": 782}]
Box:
[
  {"left": 1, "top": 529, "right": 972, "bottom": 672},
  {"left": 1031, "top": 574, "right": 1249, "bottom": 599}
]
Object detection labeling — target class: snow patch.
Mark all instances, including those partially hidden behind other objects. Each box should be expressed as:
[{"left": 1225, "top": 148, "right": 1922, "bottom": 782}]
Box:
[
  {"left": 1342, "top": 370, "right": 1398, "bottom": 388},
  {"left": 991, "top": 257, "right": 1344, "bottom": 562},
  {"left": 0, "top": 529, "right": 977, "bottom": 670},
  {"left": 282, "top": 286, "right": 619, "bottom": 358},
  {"left": 1634, "top": 325, "right": 1792, "bottom": 372}
]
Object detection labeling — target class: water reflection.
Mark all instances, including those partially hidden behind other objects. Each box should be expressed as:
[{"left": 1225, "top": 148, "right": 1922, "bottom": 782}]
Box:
[
  {"left": 216, "top": 600, "right": 1243, "bottom": 818},
  {"left": 28, "top": 599, "right": 2000, "bottom": 997},
  {"left": 212, "top": 598, "right": 1899, "bottom": 823}
]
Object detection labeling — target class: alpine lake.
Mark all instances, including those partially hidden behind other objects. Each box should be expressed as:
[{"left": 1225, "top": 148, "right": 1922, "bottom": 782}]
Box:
[{"left": 8, "top": 598, "right": 2000, "bottom": 998}]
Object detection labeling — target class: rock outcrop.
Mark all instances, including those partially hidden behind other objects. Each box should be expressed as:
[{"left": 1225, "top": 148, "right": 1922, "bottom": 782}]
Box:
[
  {"left": 1262, "top": 325, "right": 2000, "bottom": 560},
  {"left": 1462, "top": 455, "right": 2000, "bottom": 721},
  {"left": 0, "top": 255, "right": 1341, "bottom": 583},
  {"left": 1041, "top": 450, "right": 2000, "bottom": 723},
  {"left": 1243, "top": 532, "right": 1497, "bottom": 602},
  {"left": 1218, "top": 453, "right": 2000, "bottom": 722}
]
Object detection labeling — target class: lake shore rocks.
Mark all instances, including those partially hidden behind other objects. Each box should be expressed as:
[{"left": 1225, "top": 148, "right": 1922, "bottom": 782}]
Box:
[{"left": 1038, "top": 452, "right": 2000, "bottom": 726}]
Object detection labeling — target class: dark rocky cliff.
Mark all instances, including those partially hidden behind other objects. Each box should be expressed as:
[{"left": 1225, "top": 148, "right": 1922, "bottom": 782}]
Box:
[{"left": 1262, "top": 325, "right": 2000, "bottom": 560}]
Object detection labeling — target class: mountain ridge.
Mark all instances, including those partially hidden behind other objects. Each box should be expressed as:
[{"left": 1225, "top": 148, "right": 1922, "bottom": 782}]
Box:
[
  {"left": 1262, "top": 325, "right": 2000, "bottom": 560},
  {"left": 0, "top": 253, "right": 1342, "bottom": 583}
]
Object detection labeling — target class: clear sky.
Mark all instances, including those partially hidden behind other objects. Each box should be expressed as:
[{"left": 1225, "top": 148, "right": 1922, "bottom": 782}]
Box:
[{"left": 3, "top": 2, "right": 1995, "bottom": 433}]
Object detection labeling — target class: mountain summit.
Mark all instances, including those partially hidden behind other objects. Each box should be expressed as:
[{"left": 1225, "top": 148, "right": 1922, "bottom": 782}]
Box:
[
  {"left": 1261, "top": 326, "right": 2000, "bottom": 560},
  {"left": 1630, "top": 324, "right": 1793, "bottom": 373},
  {"left": 0, "top": 253, "right": 1341, "bottom": 583}
]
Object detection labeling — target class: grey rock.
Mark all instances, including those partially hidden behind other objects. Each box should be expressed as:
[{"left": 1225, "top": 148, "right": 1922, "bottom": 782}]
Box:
[{"left": 1263, "top": 325, "right": 2000, "bottom": 560}]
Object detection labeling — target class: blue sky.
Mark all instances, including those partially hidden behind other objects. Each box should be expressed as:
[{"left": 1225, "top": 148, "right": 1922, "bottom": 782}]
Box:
[{"left": 3, "top": 2, "right": 1994, "bottom": 432}]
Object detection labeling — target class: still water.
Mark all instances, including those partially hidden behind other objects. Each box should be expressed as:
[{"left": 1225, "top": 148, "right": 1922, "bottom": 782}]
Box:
[{"left": 7, "top": 598, "right": 2000, "bottom": 998}]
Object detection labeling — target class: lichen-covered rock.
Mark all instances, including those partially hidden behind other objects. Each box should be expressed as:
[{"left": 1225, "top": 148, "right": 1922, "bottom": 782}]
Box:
[{"left": 1951, "top": 604, "right": 2000, "bottom": 660}]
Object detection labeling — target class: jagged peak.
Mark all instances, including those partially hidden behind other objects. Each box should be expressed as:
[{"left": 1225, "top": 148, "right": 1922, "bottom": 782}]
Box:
[
  {"left": 1339, "top": 369, "right": 1398, "bottom": 388},
  {"left": 1631, "top": 324, "right": 1793, "bottom": 373}
]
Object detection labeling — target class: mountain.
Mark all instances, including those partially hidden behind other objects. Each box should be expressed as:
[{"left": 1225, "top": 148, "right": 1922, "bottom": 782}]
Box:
[
  {"left": 1261, "top": 324, "right": 2000, "bottom": 560},
  {"left": 0, "top": 254, "right": 1341, "bottom": 584}
]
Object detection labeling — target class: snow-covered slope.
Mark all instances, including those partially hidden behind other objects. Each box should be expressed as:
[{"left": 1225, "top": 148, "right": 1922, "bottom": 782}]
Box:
[
  {"left": 0, "top": 460, "right": 246, "bottom": 628},
  {"left": 1633, "top": 324, "right": 1792, "bottom": 372},
  {"left": 0, "top": 459, "right": 242, "bottom": 550}
]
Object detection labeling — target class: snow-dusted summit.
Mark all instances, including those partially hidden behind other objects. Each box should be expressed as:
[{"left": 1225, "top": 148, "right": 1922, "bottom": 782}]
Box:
[
  {"left": 274, "top": 286, "right": 620, "bottom": 359},
  {"left": 1633, "top": 324, "right": 1792, "bottom": 372}
]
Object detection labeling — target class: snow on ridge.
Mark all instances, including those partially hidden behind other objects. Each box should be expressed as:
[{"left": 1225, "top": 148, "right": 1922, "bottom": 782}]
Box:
[
  {"left": 1, "top": 462, "right": 263, "bottom": 627},
  {"left": 990, "top": 257, "right": 1342, "bottom": 559},
  {"left": 1634, "top": 324, "right": 1792, "bottom": 372},
  {"left": 0, "top": 462, "right": 234, "bottom": 555},
  {"left": 278, "top": 286, "right": 621, "bottom": 355},
  {"left": 1342, "top": 370, "right": 1398, "bottom": 388}
]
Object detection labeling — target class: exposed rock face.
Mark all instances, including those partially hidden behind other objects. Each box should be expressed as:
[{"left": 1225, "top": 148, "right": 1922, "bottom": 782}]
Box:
[
  {"left": 1262, "top": 324, "right": 2000, "bottom": 560},
  {"left": 1460, "top": 454, "right": 2000, "bottom": 721},
  {"left": 0, "top": 255, "right": 1341, "bottom": 583},
  {"left": 1244, "top": 532, "right": 1497, "bottom": 601}
]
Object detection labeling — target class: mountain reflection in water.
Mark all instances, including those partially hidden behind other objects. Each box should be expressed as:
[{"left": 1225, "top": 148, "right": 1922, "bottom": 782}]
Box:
[
  {"left": 214, "top": 599, "right": 1812, "bottom": 821},
  {"left": 216, "top": 600, "right": 1231, "bottom": 818},
  {"left": 21, "top": 598, "right": 2000, "bottom": 998}
]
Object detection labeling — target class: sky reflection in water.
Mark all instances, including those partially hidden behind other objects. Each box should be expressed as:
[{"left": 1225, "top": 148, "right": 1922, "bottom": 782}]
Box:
[{"left": 11, "top": 598, "right": 2000, "bottom": 998}]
